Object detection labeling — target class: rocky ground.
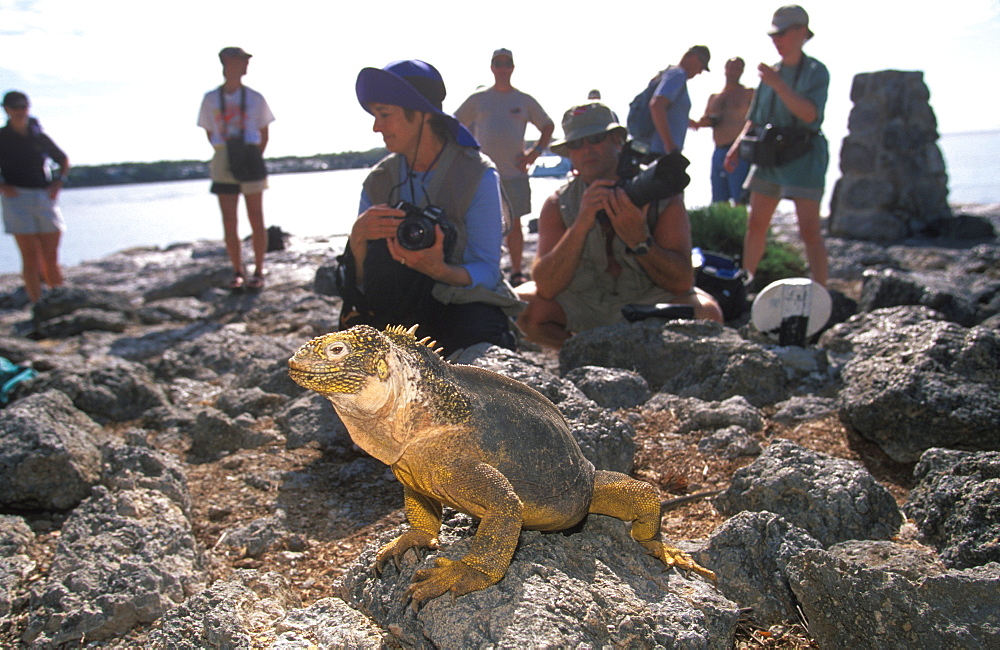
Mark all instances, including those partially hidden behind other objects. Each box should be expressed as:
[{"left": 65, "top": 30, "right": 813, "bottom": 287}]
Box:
[{"left": 0, "top": 205, "right": 998, "bottom": 648}]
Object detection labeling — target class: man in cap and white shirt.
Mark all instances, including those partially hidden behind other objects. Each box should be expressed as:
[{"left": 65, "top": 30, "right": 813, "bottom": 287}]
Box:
[
  {"left": 197, "top": 46, "right": 275, "bottom": 291},
  {"left": 455, "top": 48, "right": 555, "bottom": 286},
  {"left": 514, "top": 103, "right": 722, "bottom": 349}
]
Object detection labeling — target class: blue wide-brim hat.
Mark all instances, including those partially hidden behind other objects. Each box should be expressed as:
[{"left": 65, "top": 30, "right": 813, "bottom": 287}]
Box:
[{"left": 356, "top": 59, "right": 478, "bottom": 148}]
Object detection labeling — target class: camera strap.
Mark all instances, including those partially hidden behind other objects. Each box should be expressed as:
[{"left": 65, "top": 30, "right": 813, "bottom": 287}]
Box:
[
  {"left": 762, "top": 55, "right": 809, "bottom": 130},
  {"left": 218, "top": 86, "right": 247, "bottom": 141}
]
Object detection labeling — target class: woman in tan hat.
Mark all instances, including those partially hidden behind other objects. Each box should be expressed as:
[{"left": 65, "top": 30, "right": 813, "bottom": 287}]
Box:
[{"left": 725, "top": 5, "right": 830, "bottom": 286}]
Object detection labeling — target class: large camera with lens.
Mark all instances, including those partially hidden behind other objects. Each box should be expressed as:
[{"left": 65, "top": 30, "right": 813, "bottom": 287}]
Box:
[
  {"left": 597, "top": 140, "right": 691, "bottom": 226},
  {"left": 393, "top": 201, "right": 457, "bottom": 254}
]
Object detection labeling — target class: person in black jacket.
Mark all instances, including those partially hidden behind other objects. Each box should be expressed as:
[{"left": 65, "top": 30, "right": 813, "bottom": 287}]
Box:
[{"left": 0, "top": 91, "right": 69, "bottom": 303}]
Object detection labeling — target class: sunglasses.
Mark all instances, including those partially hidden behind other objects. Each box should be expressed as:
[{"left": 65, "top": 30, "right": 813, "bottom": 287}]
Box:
[
  {"left": 566, "top": 131, "right": 611, "bottom": 150},
  {"left": 5, "top": 104, "right": 28, "bottom": 110},
  {"left": 492, "top": 60, "right": 514, "bottom": 68}
]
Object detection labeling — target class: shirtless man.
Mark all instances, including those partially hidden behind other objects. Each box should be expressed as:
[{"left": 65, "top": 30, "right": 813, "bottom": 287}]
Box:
[{"left": 695, "top": 57, "right": 754, "bottom": 204}]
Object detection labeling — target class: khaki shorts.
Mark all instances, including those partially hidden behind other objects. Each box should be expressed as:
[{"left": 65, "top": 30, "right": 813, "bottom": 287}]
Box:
[
  {"left": 209, "top": 145, "right": 268, "bottom": 195},
  {"left": 556, "top": 285, "right": 693, "bottom": 333},
  {"left": 2, "top": 189, "right": 65, "bottom": 234},
  {"left": 747, "top": 175, "right": 823, "bottom": 202},
  {"left": 501, "top": 176, "right": 531, "bottom": 219}
]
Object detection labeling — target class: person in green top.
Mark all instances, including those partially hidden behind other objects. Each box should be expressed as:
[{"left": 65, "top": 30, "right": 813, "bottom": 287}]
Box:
[{"left": 725, "top": 5, "right": 829, "bottom": 286}]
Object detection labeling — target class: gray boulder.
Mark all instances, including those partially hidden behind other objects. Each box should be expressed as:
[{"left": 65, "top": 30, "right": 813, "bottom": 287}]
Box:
[
  {"left": 154, "top": 324, "right": 299, "bottom": 389},
  {"left": 696, "top": 511, "right": 823, "bottom": 626},
  {"left": 838, "top": 320, "right": 1000, "bottom": 462},
  {"left": 137, "top": 297, "right": 211, "bottom": 324},
  {"left": 770, "top": 395, "right": 839, "bottom": 424},
  {"left": 145, "top": 569, "right": 386, "bottom": 649},
  {"left": 219, "top": 510, "right": 288, "bottom": 559},
  {"left": 905, "top": 448, "right": 1000, "bottom": 569},
  {"left": 32, "top": 286, "right": 134, "bottom": 322},
  {"left": 1, "top": 515, "right": 36, "bottom": 619},
  {"left": 827, "top": 539, "right": 948, "bottom": 581},
  {"left": 336, "top": 513, "right": 738, "bottom": 649},
  {"left": 215, "top": 386, "right": 287, "bottom": 419},
  {"left": 646, "top": 394, "right": 764, "bottom": 435},
  {"left": 187, "top": 407, "right": 282, "bottom": 460},
  {"left": 33, "top": 307, "right": 130, "bottom": 338},
  {"left": 30, "top": 357, "right": 170, "bottom": 423},
  {"left": 276, "top": 391, "right": 354, "bottom": 453},
  {"left": 715, "top": 439, "right": 903, "bottom": 546},
  {"left": 146, "top": 570, "right": 299, "bottom": 648},
  {"left": 455, "top": 342, "right": 584, "bottom": 405},
  {"left": 697, "top": 426, "right": 762, "bottom": 459},
  {"left": 271, "top": 596, "right": 387, "bottom": 649},
  {"left": 819, "top": 304, "right": 948, "bottom": 362},
  {"left": 560, "top": 320, "right": 788, "bottom": 406},
  {"left": 563, "top": 365, "right": 652, "bottom": 409},
  {"left": 786, "top": 549, "right": 1000, "bottom": 649},
  {"left": 101, "top": 441, "right": 193, "bottom": 516},
  {"left": 859, "top": 267, "right": 982, "bottom": 326},
  {"left": 0, "top": 390, "right": 104, "bottom": 511},
  {"left": 23, "top": 485, "right": 206, "bottom": 646}
]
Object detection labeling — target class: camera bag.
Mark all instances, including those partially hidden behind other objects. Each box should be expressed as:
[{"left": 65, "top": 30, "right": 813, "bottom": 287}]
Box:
[{"left": 693, "top": 249, "right": 748, "bottom": 321}]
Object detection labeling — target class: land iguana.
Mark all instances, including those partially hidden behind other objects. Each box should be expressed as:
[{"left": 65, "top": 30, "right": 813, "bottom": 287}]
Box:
[{"left": 287, "top": 324, "right": 716, "bottom": 606}]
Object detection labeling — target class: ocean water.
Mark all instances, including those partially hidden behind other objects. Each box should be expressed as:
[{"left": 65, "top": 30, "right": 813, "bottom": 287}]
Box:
[{"left": 1, "top": 130, "right": 997, "bottom": 276}]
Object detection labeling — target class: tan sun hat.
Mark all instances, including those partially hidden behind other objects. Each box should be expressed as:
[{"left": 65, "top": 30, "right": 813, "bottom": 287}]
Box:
[{"left": 549, "top": 103, "right": 627, "bottom": 156}]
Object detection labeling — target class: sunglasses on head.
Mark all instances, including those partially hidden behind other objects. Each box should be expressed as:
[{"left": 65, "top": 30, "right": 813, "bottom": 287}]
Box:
[{"left": 566, "top": 131, "right": 611, "bottom": 150}]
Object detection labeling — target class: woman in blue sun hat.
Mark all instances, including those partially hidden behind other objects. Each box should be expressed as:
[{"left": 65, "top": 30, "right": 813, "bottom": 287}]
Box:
[{"left": 335, "top": 59, "right": 519, "bottom": 356}]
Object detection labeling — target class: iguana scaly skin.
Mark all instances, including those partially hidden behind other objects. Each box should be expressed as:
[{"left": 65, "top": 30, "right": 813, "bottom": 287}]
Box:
[{"left": 288, "top": 324, "right": 715, "bottom": 606}]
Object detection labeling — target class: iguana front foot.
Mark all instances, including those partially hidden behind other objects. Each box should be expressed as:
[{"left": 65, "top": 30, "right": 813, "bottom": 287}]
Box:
[
  {"left": 640, "top": 540, "right": 717, "bottom": 582},
  {"left": 406, "top": 556, "right": 496, "bottom": 609},
  {"left": 374, "top": 529, "right": 439, "bottom": 575}
]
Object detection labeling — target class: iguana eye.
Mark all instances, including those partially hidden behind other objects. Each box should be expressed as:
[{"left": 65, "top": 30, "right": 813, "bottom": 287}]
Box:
[{"left": 324, "top": 340, "right": 351, "bottom": 359}]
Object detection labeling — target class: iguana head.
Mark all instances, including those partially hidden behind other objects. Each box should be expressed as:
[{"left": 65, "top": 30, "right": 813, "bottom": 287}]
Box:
[
  {"left": 287, "top": 325, "right": 393, "bottom": 396},
  {"left": 288, "top": 324, "right": 461, "bottom": 465}
]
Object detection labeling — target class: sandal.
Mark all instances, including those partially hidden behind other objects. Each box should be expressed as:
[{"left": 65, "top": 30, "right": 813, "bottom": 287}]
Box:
[
  {"left": 510, "top": 272, "right": 530, "bottom": 287},
  {"left": 229, "top": 274, "right": 245, "bottom": 291},
  {"left": 247, "top": 273, "right": 265, "bottom": 290}
]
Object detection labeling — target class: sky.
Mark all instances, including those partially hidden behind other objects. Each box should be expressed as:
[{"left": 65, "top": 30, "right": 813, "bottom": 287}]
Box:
[{"left": 1, "top": 0, "right": 999, "bottom": 167}]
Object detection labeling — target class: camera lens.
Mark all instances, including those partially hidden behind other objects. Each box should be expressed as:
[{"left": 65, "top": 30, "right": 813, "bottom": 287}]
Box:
[{"left": 397, "top": 217, "right": 436, "bottom": 251}]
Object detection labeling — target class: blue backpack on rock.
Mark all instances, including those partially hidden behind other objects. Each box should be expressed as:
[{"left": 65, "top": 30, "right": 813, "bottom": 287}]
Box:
[{"left": 0, "top": 356, "right": 36, "bottom": 406}]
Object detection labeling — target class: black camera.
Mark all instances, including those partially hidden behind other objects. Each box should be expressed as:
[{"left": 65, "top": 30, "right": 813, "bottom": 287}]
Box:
[
  {"left": 597, "top": 141, "right": 691, "bottom": 226},
  {"left": 393, "top": 201, "right": 457, "bottom": 254}
]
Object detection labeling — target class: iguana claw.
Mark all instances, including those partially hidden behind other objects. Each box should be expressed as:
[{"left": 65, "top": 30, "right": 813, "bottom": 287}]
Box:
[
  {"left": 642, "top": 540, "right": 717, "bottom": 582},
  {"left": 374, "top": 529, "right": 439, "bottom": 576}
]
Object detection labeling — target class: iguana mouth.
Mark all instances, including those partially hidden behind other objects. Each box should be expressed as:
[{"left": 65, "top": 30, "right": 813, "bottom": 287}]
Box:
[{"left": 287, "top": 367, "right": 366, "bottom": 394}]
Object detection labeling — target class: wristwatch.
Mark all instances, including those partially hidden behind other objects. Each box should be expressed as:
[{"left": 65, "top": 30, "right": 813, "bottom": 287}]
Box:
[{"left": 626, "top": 236, "right": 653, "bottom": 256}]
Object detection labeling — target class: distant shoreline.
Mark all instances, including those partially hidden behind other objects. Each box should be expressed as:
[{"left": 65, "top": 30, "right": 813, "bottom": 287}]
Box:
[{"left": 63, "top": 148, "right": 388, "bottom": 189}]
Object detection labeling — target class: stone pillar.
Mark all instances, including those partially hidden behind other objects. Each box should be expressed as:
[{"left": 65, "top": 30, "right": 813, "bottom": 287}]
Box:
[{"left": 829, "top": 70, "right": 951, "bottom": 241}]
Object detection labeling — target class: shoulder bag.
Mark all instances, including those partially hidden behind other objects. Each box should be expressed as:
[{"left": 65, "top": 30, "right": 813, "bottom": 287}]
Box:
[
  {"left": 220, "top": 87, "right": 268, "bottom": 182},
  {"left": 739, "top": 57, "right": 817, "bottom": 168}
]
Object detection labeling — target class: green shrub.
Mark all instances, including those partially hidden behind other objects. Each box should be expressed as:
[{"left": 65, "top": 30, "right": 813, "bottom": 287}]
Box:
[{"left": 688, "top": 203, "right": 806, "bottom": 286}]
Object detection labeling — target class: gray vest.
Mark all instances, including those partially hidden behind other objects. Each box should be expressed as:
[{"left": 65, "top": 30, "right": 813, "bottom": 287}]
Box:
[
  {"left": 362, "top": 141, "right": 523, "bottom": 314},
  {"left": 555, "top": 176, "right": 661, "bottom": 302}
]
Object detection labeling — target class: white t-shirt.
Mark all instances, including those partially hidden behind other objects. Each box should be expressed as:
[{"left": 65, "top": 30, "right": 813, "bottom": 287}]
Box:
[
  {"left": 197, "top": 85, "right": 275, "bottom": 145},
  {"left": 455, "top": 87, "right": 553, "bottom": 180}
]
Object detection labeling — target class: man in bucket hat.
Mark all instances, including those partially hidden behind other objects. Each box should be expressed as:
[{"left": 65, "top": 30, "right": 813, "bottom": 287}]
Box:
[
  {"left": 514, "top": 103, "right": 722, "bottom": 349},
  {"left": 335, "top": 59, "right": 518, "bottom": 356}
]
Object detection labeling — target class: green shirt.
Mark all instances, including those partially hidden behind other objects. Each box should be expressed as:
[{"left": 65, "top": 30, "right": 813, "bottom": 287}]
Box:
[{"left": 747, "top": 54, "right": 830, "bottom": 190}]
